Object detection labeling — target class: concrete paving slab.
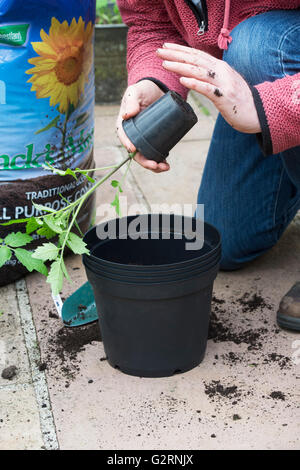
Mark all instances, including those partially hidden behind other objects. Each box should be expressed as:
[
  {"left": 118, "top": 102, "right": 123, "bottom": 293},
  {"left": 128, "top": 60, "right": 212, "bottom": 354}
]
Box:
[
  {"left": 95, "top": 105, "right": 120, "bottom": 117},
  {"left": 0, "top": 285, "right": 31, "bottom": 387},
  {"left": 129, "top": 140, "right": 210, "bottom": 208},
  {"left": 0, "top": 283, "right": 48, "bottom": 450},
  {"left": 94, "top": 112, "right": 120, "bottom": 148},
  {"left": 0, "top": 385, "right": 45, "bottom": 450}
]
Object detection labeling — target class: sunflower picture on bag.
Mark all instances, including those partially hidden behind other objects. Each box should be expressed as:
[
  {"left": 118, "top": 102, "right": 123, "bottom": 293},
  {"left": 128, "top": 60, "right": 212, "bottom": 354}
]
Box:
[{"left": 26, "top": 16, "right": 94, "bottom": 148}]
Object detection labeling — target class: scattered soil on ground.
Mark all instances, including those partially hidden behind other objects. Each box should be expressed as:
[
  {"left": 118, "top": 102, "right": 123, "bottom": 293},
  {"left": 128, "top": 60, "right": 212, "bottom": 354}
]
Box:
[
  {"left": 204, "top": 380, "right": 241, "bottom": 401},
  {"left": 49, "top": 311, "right": 59, "bottom": 319},
  {"left": 233, "top": 414, "right": 241, "bottom": 421},
  {"left": 205, "top": 292, "right": 291, "bottom": 408},
  {"left": 208, "top": 310, "right": 268, "bottom": 350},
  {"left": 263, "top": 353, "right": 291, "bottom": 370},
  {"left": 209, "top": 293, "right": 272, "bottom": 351},
  {"left": 42, "top": 322, "right": 101, "bottom": 381},
  {"left": 270, "top": 391, "right": 286, "bottom": 401},
  {"left": 221, "top": 351, "right": 244, "bottom": 365},
  {"left": 236, "top": 293, "right": 272, "bottom": 312},
  {"left": 212, "top": 296, "right": 225, "bottom": 305},
  {"left": 1, "top": 366, "right": 18, "bottom": 380}
]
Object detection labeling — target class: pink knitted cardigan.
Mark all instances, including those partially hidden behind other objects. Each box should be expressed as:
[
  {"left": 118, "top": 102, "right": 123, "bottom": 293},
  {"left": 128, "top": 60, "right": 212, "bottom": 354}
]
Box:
[{"left": 118, "top": 0, "right": 300, "bottom": 155}]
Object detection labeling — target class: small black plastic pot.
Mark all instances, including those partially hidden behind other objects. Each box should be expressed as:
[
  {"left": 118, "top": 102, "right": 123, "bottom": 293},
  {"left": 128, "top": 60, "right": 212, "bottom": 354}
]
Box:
[
  {"left": 83, "top": 214, "right": 221, "bottom": 378},
  {"left": 122, "top": 91, "right": 198, "bottom": 163}
]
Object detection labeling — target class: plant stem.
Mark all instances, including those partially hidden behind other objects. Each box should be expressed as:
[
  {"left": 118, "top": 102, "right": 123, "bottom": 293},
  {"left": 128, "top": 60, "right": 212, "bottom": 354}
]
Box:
[
  {"left": 58, "top": 153, "right": 134, "bottom": 263},
  {"left": 72, "top": 154, "right": 133, "bottom": 211},
  {"left": 0, "top": 153, "right": 136, "bottom": 227},
  {"left": 35, "top": 155, "right": 132, "bottom": 220},
  {"left": 81, "top": 164, "right": 119, "bottom": 173}
]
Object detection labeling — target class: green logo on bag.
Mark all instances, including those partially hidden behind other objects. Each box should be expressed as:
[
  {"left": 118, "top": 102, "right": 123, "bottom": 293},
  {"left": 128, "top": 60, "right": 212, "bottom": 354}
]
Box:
[{"left": 0, "top": 24, "right": 30, "bottom": 47}]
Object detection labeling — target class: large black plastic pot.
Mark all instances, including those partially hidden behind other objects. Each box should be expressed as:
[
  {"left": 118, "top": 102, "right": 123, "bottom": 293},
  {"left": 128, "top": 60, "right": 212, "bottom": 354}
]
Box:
[
  {"left": 83, "top": 214, "right": 221, "bottom": 378},
  {"left": 83, "top": 252, "right": 221, "bottom": 283},
  {"left": 122, "top": 91, "right": 198, "bottom": 163}
]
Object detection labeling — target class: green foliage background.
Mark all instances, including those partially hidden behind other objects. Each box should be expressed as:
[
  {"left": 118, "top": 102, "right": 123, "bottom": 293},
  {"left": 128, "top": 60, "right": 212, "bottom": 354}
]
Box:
[{"left": 96, "top": 0, "right": 123, "bottom": 24}]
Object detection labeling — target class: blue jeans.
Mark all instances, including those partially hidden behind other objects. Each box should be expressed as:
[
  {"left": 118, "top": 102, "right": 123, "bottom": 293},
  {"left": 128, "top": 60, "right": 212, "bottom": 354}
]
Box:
[{"left": 197, "top": 10, "right": 300, "bottom": 270}]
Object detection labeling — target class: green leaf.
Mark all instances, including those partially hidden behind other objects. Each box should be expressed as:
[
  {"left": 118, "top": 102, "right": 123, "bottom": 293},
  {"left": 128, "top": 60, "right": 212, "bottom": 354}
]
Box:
[
  {"left": 0, "top": 246, "right": 12, "bottom": 268},
  {"left": 15, "top": 248, "right": 48, "bottom": 276},
  {"left": 74, "top": 112, "right": 89, "bottom": 129},
  {"left": 35, "top": 115, "right": 60, "bottom": 135},
  {"left": 72, "top": 168, "right": 95, "bottom": 183},
  {"left": 64, "top": 168, "right": 78, "bottom": 179},
  {"left": 0, "top": 218, "right": 29, "bottom": 227},
  {"left": 111, "top": 180, "right": 119, "bottom": 188},
  {"left": 66, "top": 232, "right": 89, "bottom": 255},
  {"left": 111, "top": 194, "right": 121, "bottom": 216},
  {"left": 44, "top": 164, "right": 78, "bottom": 180},
  {"left": 44, "top": 216, "right": 63, "bottom": 234},
  {"left": 26, "top": 217, "right": 42, "bottom": 235},
  {"left": 83, "top": 173, "right": 95, "bottom": 184},
  {"left": 111, "top": 180, "right": 123, "bottom": 193},
  {"left": 4, "top": 232, "right": 33, "bottom": 248},
  {"left": 53, "top": 213, "right": 69, "bottom": 233},
  {"left": 58, "top": 232, "right": 67, "bottom": 247},
  {"left": 73, "top": 219, "right": 84, "bottom": 238},
  {"left": 128, "top": 150, "right": 137, "bottom": 159},
  {"left": 36, "top": 226, "right": 56, "bottom": 240},
  {"left": 32, "top": 243, "right": 59, "bottom": 262},
  {"left": 32, "top": 202, "right": 56, "bottom": 214},
  {"left": 47, "top": 260, "right": 63, "bottom": 296},
  {"left": 58, "top": 168, "right": 77, "bottom": 179},
  {"left": 61, "top": 258, "right": 71, "bottom": 281}
]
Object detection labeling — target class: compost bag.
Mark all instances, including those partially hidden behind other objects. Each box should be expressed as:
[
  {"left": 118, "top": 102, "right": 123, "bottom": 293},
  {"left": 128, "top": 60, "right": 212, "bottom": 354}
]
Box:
[{"left": 0, "top": 0, "right": 96, "bottom": 285}]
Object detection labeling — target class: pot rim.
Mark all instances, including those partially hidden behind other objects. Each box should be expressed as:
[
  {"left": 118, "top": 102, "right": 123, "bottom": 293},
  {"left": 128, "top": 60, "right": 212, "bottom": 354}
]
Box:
[
  {"left": 83, "top": 244, "right": 221, "bottom": 275},
  {"left": 83, "top": 215, "right": 221, "bottom": 269}
]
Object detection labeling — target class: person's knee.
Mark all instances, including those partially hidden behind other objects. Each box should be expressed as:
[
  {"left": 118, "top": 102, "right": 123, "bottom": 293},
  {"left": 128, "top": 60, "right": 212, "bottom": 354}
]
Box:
[
  {"left": 219, "top": 225, "right": 280, "bottom": 271},
  {"left": 223, "top": 10, "right": 300, "bottom": 86},
  {"left": 222, "top": 15, "right": 268, "bottom": 85},
  {"left": 219, "top": 238, "right": 246, "bottom": 271}
]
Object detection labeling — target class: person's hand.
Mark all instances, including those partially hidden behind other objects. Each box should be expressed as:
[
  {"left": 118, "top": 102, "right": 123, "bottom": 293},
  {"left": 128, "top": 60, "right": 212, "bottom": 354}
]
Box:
[
  {"left": 117, "top": 80, "right": 170, "bottom": 173},
  {"left": 157, "top": 43, "right": 261, "bottom": 134}
]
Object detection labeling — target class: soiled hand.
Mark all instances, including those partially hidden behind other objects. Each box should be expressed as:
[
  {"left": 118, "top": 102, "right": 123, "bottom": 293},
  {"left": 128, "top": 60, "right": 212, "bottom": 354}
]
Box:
[
  {"left": 157, "top": 43, "right": 261, "bottom": 134},
  {"left": 116, "top": 80, "right": 169, "bottom": 173}
]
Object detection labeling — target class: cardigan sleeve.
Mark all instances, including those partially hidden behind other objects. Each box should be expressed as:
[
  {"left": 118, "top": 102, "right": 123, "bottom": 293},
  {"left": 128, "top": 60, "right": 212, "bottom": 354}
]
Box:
[
  {"left": 117, "top": 0, "right": 189, "bottom": 98},
  {"left": 252, "top": 73, "right": 300, "bottom": 155}
]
